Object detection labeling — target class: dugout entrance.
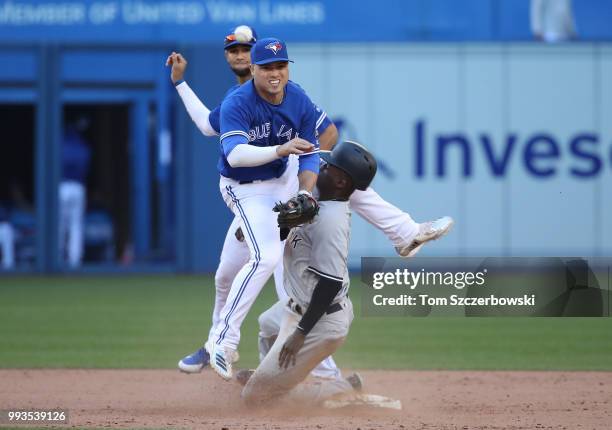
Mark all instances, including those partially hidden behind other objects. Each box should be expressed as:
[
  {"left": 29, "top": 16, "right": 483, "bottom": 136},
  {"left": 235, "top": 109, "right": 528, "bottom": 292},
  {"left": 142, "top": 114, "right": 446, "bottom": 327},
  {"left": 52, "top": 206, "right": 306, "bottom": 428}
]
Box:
[
  {"left": 0, "top": 46, "right": 177, "bottom": 272},
  {"left": 59, "top": 89, "right": 175, "bottom": 270}
]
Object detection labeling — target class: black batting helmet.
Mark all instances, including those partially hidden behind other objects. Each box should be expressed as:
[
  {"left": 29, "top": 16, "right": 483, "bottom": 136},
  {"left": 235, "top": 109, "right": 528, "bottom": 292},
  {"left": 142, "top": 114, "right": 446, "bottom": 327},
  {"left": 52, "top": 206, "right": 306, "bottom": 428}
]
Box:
[{"left": 321, "top": 140, "right": 377, "bottom": 191}]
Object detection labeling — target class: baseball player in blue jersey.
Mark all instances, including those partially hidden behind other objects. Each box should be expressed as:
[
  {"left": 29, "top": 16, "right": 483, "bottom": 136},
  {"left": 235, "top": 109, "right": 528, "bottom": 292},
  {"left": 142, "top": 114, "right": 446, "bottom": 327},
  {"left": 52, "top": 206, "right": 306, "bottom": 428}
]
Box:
[{"left": 208, "top": 36, "right": 319, "bottom": 380}]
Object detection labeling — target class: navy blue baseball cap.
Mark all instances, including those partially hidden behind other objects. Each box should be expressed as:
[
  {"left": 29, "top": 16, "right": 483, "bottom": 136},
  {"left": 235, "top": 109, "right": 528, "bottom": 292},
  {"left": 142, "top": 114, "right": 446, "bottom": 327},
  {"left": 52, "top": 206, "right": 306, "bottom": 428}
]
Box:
[
  {"left": 251, "top": 37, "right": 294, "bottom": 65},
  {"left": 224, "top": 25, "right": 257, "bottom": 49}
]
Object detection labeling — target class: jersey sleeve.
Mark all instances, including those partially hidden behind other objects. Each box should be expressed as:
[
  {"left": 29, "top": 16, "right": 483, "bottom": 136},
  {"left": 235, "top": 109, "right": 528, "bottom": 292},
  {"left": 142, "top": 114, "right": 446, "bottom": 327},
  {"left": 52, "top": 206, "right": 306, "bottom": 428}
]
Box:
[
  {"left": 298, "top": 98, "right": 320, "bottom": 174},
  {"left": 314, "top": 104, "right": 332, "bottom": 136},
  {"left": 208, "top": 106, "right": 221, "bottom": 134},
  {"left": 211, "top": 84, "right": 242, "bottom": 136},
  {"left": 307, "top": 216, "right": 349, "bottom": 283},
  {"left": 219, "top": 96, "right": 250, "bottom": 157}
]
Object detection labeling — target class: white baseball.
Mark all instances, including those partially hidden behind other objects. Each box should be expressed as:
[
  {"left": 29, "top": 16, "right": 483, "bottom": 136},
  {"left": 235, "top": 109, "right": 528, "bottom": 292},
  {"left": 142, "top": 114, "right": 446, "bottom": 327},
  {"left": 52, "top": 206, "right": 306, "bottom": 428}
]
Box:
[{"left": 234, "top": 25, "right": 253, "bottom": 42}]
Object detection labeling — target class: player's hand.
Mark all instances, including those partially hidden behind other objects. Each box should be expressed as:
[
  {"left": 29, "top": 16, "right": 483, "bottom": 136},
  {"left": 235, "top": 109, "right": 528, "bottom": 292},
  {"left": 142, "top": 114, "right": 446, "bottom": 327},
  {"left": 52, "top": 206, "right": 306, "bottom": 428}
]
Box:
[
  {"left": 165, "top": 51, "right": 188, "bottom": 84},
  {"left": 276, "top": 138, "right": 314, "bottom": 157},
  {"left": 278, "top": 330, "right": 306, "bottom": 369}
]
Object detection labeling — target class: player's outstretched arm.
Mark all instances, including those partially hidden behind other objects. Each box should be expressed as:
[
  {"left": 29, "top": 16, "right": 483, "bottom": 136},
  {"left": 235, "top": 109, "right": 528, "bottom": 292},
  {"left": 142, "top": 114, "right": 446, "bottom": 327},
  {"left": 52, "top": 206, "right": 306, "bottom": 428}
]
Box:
[{"left": 166, "top": 52, "right": 218, "bottom": 137}]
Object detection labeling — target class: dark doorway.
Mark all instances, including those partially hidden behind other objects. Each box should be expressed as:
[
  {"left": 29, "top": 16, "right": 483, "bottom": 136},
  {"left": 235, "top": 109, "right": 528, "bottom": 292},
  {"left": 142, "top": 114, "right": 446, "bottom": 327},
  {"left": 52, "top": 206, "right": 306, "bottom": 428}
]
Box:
[{"left": 0, "top": 104, "right": 36, "bottom": 267}]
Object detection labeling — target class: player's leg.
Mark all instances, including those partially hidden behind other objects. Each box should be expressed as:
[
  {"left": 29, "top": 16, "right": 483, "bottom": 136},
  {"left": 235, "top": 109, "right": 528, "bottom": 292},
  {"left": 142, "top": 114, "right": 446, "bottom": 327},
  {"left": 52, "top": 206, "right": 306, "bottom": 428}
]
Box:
[
  {"left": 178, "top": 215, "right": 250, "bottom": 373},
  {"left": 210, "top": 216, "right": 250, "bottom": 339},
  {"left": 310, "top": 356, "right": 343, "bottom": 380},
  {"left": 348, "top": 187, "right": 419, "bottom": 252},
  {"left": 287, "top": 300, "right": 356, "bottom": 403},
  {"left": 239, "top": 300, "right": 352, "bottom": 389},
  {"left": 349, "top": 187, "right": 453, "bottom": 257},
  {"left": 242, "top": 299, "right": 352, "bottom": 406},
  {"left": 257, "top": 300, "right": 343, "bottom": 381},
  {"left": 208, "top": 181, "right": 284, "bottom": 379},
  {"left": 67, "top": 182, "right": 85, "bottom": 266},
  {"left": 257, "top": 299, "right": 285, "bottom": 361},
  {"left": 234, "top": 299, "right": 285, "bottom": 386}
]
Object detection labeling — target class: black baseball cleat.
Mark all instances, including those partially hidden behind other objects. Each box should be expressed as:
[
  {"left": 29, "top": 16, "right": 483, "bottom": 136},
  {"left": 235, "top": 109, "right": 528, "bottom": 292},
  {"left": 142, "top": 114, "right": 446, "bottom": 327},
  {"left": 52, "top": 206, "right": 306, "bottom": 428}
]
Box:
[
  {"left": 345, "top": 372, "right": 363, "bottom": 391},
  {"left": 235, "top": 368, "right": 255, "bottom": 386}
]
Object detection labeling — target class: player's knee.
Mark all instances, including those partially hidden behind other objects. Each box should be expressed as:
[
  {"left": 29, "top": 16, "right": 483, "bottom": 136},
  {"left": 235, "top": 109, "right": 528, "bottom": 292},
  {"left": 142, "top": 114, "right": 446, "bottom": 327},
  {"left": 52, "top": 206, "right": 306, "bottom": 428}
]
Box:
[{"left": 257, "top": 308, "right": 279, "bottom": 337}]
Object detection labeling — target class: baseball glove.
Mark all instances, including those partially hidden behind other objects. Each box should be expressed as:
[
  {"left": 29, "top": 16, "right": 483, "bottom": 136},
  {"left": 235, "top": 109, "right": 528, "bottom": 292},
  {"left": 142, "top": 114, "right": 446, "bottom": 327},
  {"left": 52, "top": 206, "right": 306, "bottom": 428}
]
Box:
[{"left": 273, "top": 192, "right": 319, "bottom": 232}]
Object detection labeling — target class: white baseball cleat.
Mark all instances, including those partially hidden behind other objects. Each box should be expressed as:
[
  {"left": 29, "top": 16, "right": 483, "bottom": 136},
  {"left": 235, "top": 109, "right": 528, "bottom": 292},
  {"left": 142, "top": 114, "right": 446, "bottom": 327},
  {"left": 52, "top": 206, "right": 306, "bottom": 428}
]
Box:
[
  {"left": 396, "top": 216, "right": 454, "bottom": 258},
  {"left": 208, "top": 343, "right": 235, "bottom": 381}
]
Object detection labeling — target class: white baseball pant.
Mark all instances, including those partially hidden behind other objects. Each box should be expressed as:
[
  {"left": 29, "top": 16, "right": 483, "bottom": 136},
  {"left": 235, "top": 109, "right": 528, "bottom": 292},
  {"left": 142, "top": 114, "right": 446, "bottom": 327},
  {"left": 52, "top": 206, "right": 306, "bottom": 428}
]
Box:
[
  {"left": 206, "top": 215, "right": 251, "bottom": 345},
  {"left": 208, "top": 175, "right": 290, "bottom": 352},
  {"left": 349, "top": 187, "right": 419, "bottom": 249},
  {"left": 258, "top": 300, "right": 343, "bottom": 380},
  {"left": 242, "top": 298, "right": 354, "bottom": 406},
  {"left": 207, "top": 215, "right": 288, "bottom": 346},
  {"left": 59, "top": 181, "right": 85, "bottom": 267}
]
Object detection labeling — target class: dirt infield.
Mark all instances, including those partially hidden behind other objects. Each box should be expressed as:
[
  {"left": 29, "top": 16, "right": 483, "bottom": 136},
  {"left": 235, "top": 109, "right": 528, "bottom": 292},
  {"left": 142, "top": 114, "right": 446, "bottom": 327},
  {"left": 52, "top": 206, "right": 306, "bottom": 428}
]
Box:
[{"left": 1, "top": 369, "right": 611, "bottom": 429}]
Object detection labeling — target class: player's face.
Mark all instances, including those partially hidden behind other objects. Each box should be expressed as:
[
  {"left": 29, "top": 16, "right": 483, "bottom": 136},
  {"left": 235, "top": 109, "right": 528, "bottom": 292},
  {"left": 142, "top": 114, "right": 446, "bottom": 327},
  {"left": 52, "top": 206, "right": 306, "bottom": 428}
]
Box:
[
  {"left": 224, "top": 45, "right": 252, "bottom": 78},
  {"left": 251, "top": 61, "right": 289, "bottom": 101},
  {"left": 317, "top": 162, "right": 352, "bottom": 199},
  {"left": 317, "top": 162, "right": 335, "bottom": 194}
]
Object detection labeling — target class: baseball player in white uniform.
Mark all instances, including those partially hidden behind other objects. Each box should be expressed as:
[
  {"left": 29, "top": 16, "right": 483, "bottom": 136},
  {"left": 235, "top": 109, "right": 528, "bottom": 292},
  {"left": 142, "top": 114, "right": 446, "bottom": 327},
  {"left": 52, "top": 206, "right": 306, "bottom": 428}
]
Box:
[
  {"left": 168, "top": 26, "right": 453, "bottom": 382},
  {"left": 59, "top": 122, "right": 91, "bottom": 267},
  {"left": 242, "top": 140, "right": 376, "bottom": 405}
]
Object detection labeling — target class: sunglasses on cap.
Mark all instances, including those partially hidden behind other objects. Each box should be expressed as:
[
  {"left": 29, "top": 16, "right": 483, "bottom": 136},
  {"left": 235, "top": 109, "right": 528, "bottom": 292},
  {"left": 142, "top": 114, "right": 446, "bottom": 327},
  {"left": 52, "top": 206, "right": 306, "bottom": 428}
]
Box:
[{"left": 224, "top": 32, "right": 257, "bottom": 47}]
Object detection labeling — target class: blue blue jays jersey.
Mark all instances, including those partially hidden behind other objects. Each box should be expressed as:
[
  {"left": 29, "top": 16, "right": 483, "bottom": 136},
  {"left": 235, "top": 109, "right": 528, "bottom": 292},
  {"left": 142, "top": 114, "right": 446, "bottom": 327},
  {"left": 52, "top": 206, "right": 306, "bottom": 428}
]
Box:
[{"left": 218, "top": 80, "right": 320, "bottom": 182}]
